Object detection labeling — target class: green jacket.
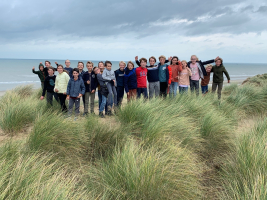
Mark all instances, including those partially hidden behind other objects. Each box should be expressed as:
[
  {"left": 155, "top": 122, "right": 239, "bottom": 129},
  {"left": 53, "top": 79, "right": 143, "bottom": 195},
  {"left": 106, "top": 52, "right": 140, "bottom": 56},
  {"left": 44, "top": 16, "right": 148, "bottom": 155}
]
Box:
[
  {"left": 211, "top": 65, "right": 230, "bottom": 83},
  {"left": 32, "top": 66, "right": 46, "bottom": 82}
]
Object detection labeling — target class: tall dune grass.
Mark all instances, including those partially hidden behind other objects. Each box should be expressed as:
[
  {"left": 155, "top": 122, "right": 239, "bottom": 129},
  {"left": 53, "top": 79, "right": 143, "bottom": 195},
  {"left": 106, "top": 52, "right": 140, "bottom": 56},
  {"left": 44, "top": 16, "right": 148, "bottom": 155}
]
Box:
[
  {"left": 28, "top": 112, "right": 86, "bottom": 159},
  {"left": 219, "top": 118, "right": 267, "bottom": 199},
  {"left": 0, "top": 142, "right": 90, "bottom": 200},
  {"left": 87, "top": 140, "right": 202, "bottom": 199},
  {"left": 84, "top": 115, "right": 127, "bottom": 160}
]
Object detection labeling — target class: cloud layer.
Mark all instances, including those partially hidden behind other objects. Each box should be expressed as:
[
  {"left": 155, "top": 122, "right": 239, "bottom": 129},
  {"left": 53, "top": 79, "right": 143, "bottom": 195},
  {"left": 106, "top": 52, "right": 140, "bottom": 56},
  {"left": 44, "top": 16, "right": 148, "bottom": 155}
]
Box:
[{"left": 0, "top": 0, "right": 266, "bottom": 62}]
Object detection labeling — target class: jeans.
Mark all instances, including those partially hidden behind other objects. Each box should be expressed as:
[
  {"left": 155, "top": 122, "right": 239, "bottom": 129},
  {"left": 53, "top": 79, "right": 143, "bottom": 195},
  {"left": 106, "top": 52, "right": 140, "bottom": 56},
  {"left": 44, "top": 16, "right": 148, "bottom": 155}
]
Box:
[
  {"left": 179, "top": 86, "right": 189, "bottom": 94},
  {"left": 201, "top": 85, "right": 209, "bottom": 94},
  {"left": 160, "top": 82, "right": 168, "bottom": 97},
  {"left": 107, "top": 82, "right": 117, "bottom": 108},
  {"left": 137, "top": 88, "right": 148, "bottom": 99},
  {"left": 68, "top": 98, "right": 80, "bottom": 116},
  {"left": 148, "top": 81, "right": 160, "bottom": 99},
  {"left": 84, "top": 92, "right": 95, "bottom": 113},
  {"left": 57, "top": 93, "right": 67, "bottom": 112},
  {"left": 190, "top": 80, "right": 200, "bottom": 95},
  {"left": 99, "top": 95, "right": 107, "bottom": 112},
  {"left": 212, "top": 82, "right": 223, "bottom": 99},
  {"left": 46, "top": 92, "right": 59, "bottom": 106},
  {"left": 98, "top": 90, "right": 108, "bottom": 113},
  {"left": 116, "top": 86, "right": 124, "bottom": 106},
  {"left": 169, "top": 82, "right": 178, "bottom": 98}
]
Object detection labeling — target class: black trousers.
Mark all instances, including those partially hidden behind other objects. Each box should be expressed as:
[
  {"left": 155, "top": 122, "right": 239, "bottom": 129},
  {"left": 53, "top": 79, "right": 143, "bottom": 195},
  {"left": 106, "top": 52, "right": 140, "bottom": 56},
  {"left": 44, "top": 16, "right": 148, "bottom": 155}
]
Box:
[
  {"left": 160, "top": 82, "right": 168, "bottom": 98},
  {"left": 116, "top": 86, "right": 124, "bottom": 106},
  {"left": 57, "top": 93, "right": 67, "bottom": 112}
]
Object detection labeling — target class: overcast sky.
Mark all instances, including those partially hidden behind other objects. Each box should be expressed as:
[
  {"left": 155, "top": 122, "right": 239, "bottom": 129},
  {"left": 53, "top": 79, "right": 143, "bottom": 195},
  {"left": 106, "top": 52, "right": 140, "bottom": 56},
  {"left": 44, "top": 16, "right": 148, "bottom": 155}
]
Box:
[{"left": 0, "top": 0, "right": 266, "bottom": 63}]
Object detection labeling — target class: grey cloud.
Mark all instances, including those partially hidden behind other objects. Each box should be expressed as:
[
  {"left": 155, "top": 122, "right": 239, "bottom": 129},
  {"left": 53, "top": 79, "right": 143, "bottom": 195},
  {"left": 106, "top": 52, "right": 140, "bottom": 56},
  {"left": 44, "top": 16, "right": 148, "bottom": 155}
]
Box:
[
  {"left": 257, "top": 6, "right": 267, "bottom": 13},
  {"left": 0, "top": 0, "right": 265, "bottom": 43}
]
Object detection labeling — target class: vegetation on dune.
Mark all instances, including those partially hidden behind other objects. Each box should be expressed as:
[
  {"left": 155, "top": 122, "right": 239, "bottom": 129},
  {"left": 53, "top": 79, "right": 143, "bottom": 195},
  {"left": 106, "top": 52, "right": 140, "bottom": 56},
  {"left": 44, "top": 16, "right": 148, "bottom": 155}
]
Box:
[
  {"left": 242, "top": 73, "right": 267, "bottom": 86},
  {"left": 0, "top": 73, "right": 266, "bottom": 200},
  {"left": 219, "top": 118, "right": 267, "bottom": 199},
  {"left": 87, "top": 140, "right": 202, "bottom": 199}
]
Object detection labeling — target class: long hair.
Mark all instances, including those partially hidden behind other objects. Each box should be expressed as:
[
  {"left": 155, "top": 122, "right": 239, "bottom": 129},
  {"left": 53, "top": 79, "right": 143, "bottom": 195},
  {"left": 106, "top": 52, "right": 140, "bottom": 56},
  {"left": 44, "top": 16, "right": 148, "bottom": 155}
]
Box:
[
  {"left": 57, "top": 64, "right": 69, "bottom": 75},
  {"left": 191, "top": 55, "right": 199, "bottom": 61}
]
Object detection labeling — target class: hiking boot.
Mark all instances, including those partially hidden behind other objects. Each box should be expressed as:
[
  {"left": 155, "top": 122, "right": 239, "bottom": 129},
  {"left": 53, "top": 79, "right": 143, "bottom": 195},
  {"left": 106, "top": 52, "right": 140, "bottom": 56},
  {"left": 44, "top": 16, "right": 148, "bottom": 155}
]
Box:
[{"left": 99, "top": 111, "right": 105, "bottom": 118}]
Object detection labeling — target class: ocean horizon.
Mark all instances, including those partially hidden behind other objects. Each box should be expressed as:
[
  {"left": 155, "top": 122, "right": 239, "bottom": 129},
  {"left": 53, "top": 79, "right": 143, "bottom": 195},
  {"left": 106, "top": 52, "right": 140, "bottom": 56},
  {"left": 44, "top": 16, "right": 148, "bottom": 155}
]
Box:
[{"left": 0, "top": 58, "right": 267, "bottom": 91}]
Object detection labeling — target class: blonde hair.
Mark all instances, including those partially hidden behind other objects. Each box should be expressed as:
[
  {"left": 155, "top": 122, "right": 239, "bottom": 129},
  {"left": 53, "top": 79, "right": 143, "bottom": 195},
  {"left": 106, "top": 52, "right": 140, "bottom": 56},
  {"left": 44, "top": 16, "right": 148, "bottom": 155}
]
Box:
[
  {"left": 159, "top": 55, "right": 166, "bottom": 60},
  {"left": 181, "top": 60, "right": 188, "bottom": 67},
  {"left": 86, "top": 61, "right": 94, "bottom": 67},
  {"left": 119, "top": 61, "right": 126, "bottom": 66},
  {"left": 127, "top": 61, "right": 134, "bottom": 68},
  {"left": 191, "top": 55, "right": 199, "bottom": 61},
  {"left": 205, "top": 64, "right": 213, "bottom": 69}
]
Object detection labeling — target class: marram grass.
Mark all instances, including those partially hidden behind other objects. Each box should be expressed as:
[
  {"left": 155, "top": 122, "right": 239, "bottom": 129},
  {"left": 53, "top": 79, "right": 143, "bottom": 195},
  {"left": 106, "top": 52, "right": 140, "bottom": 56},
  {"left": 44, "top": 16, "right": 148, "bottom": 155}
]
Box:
[{"left": 0, "top": 80, "right": 266, "bottom": 200}]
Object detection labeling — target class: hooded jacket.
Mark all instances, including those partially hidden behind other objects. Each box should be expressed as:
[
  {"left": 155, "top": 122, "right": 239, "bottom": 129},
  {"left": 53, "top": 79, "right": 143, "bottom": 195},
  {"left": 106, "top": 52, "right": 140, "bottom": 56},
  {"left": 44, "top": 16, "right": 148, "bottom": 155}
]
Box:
[
  {"left": 66, "top": 77, "right": 85, "bottom": 97},
  {"left": 124, "top": 67, "right": 137, "bottom": 93},
  {"left": 32, "top": 64, "right": 46, "bottom": 82},
  {"left": 82, "top": 71, "right": 98, "bottom": 92},
  {"left": 97, "top": 73, "right": 109, "bottom": 97}
]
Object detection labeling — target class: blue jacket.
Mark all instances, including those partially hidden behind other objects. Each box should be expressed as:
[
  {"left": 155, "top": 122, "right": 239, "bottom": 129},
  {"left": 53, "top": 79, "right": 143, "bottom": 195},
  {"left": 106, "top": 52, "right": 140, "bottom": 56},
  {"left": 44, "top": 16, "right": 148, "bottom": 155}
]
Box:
[
  {"left": 78, "top": 70, "right": 85, "bottom": 79},
  {"left": 82, "top": 71, "right": 98, "bottom": 92},
  {"left": 124, "top": 68, "right": 137, "bottom": 93},
  {"left": 115, "top": 69, "right": 125, "bottom": 87},
  {"left": 66, "top": 78, "right": 85, "bottom": 97}
]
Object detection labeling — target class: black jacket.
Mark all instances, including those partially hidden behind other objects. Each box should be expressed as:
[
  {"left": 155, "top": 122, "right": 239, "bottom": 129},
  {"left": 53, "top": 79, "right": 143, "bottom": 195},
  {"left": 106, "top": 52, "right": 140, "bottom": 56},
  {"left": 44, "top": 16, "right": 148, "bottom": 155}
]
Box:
[
  {"left": 82, "top": 71, "right": 98, "bottom": 92},
  {"left": 42, "top": 75, "right": 56, "bottom": 96}
]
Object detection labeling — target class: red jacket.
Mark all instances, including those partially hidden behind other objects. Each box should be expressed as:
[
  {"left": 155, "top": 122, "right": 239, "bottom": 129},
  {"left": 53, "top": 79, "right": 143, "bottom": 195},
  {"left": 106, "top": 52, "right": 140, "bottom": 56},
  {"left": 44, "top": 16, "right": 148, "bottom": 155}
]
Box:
[{"left": 135, "top": 67, "right": 148, "bottom": 88}]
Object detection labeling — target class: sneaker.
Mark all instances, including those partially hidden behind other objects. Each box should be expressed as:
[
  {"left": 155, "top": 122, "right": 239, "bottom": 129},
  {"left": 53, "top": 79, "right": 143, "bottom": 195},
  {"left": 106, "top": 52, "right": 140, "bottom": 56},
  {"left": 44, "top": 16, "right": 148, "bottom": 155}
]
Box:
[
  {"left": 106, "top": 111, "right": 114, "bottom": 116},
  {"left": 83, "top": 112, "right": 88, "bottom": 117},
  {"left": 99, "top": 112, "right": 105, "bottom": 118}
]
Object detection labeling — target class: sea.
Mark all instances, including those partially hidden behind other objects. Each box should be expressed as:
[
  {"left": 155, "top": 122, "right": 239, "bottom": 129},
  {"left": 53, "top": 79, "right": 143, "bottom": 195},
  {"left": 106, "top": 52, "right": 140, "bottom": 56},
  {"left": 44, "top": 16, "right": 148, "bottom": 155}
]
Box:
[{"left": 0, "top": 58, "right": 266, "bottom": 91}]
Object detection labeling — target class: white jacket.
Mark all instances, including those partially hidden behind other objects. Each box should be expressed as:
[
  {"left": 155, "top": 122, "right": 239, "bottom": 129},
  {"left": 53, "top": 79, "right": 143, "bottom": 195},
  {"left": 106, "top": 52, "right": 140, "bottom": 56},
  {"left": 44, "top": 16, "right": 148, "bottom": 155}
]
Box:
[{"left": 54, "top": 72, "right": 70, "bottom": 93}]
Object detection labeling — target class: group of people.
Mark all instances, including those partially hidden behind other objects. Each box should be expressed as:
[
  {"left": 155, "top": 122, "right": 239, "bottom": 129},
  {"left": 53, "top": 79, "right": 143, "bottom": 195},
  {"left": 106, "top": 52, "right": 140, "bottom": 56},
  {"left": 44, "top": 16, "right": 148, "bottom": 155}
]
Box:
[{"left": 32, "top": 55, "right": 230, "bottom": 118}]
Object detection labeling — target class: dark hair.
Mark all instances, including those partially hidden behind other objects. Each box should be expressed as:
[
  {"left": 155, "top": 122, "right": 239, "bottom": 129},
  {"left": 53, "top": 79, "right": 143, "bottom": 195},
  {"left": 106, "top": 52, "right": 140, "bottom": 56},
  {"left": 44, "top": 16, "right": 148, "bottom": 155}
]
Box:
[
  {"left": 93, "top": 66, "right": 98, "bottom": 71},
  {"left": 171, "top": 56, "right": 179, "bottom": 65},
  {"left": 139, "top": 57, "right": 147, "bottom": 63},
  {"left": 105, "top": 61, "right": 112, "bottom": 66},
  {"left": 72, "top": 68, "right": 79, "bottom": 74},
  {"left": 45, "top": 60, "right": 51, "bottom": 65},
  {"left": 77, "top": 61, "right": 84, "bottom": 68}
]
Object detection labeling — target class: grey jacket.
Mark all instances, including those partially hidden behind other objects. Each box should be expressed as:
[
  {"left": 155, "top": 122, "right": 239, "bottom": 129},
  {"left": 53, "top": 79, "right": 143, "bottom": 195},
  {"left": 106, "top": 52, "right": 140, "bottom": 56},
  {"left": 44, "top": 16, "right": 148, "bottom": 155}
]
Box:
[{"left": 102, "top": 68, "right": 116, "bottom": 81}]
